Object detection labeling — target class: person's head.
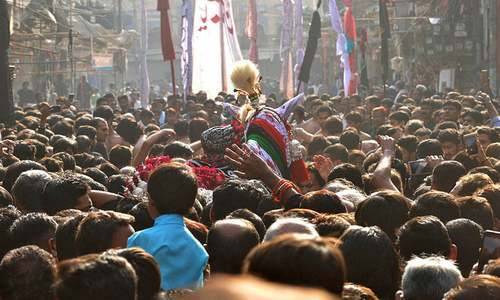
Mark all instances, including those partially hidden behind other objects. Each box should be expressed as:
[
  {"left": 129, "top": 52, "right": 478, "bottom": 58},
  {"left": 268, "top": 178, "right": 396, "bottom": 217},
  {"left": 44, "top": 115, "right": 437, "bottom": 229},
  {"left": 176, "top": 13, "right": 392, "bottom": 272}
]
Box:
[
  {"left": 107, "top": 247, "right": 161, "bottom": 300},
  {"left": 41, "top": 173, "right": 92, "bottom": 215},
  {"left": 313, "top": 105, "right": 333, "bottom": 126},
  {"left": 398, "top": 135, "right": 419, "bottom": 162},
  {"left": 312, "top": 214, "right": 350, "bottom": 238},
  {"left": 323, "top": 116, "right": 343, "bottom": 136},
  {"left": 455, "top": 173, "right": 494, "bottom": 197},
  {"left": 486, "top": 142, "right": 500, "bottom": 159},
  {"left": 263, "top": 218, "right": 319, "bottom": 242},
  {"left": 456, "top": 196, "right": 494, "bottom": 230},
  {"left": 0, "top": 187, "right": 9, "bottom": 208},
  {"left": 389, "top": 111, "right": 410, "bottom": 128},
  {"left": 400, "top": 256, "right": 462, "bottom": 300},
  {"left": 55, "top": 213, "right": 86, "bottom": 261},
  {"left": 446, "top": 218, "right": 483, "bottom": 277},
  {"left": 52, "top": 120, "right": 74, "bottom": 138},
  {"left": 431, "top": 161, "right": 467, "bottom": 192},
  {"left": 323, "top": 144, "right": 349, "bottom": 166},
  {"left": 54, "top": 253, "right": 138, "bottom": 300},
  {"left": 75, "top": 211, "right": 135, "bottom": 255},
  {"left": 416, "top": 139, "right": 443, "bottom": 159},
  {"left": 12, "top": 142, "right": 36, "bottom": 161},
  {"left": 163, "top": 141, "right": 194, "bottom": 160},
  {"left": 342, "top": 283, "right": 379, "bottom": 300},
  {"left": 355, "top": 191, "right": 411, "bottom": 240},
  {"left": 476, "top": 184, "right": 500, "bottom": 224},
  {"left": 437, "top": 129, "right": 462, "bottom": 160},
  {"left": 118, "top": 95, "right": 130, "bottom": 112},
  {"left": 345, "top": 111, "right": 363, "bottom": 129},
  {"left": 226, "top": 209, "right": 266, "bottom": 241},
  {"left": 189, "top": 118, "right": 210, "bottom": 142},
  {"left": 128, "top": 202, "right": 154, "bottom": 231},
  {"left": 109, "top": 145, "right": 132, "bottom": 169},
  {"left": 397, "top": 216, "right": 455, "bottom": 261},
  {"left": 0, "top": 245, "right": 56, "bottom": 300},
  {"left": 116, "top": 118, "right": 143, "bottom": 145},
  {"left": 11, "top": 170, "right": 52, "bottom": 213},
  {"left": 174, "top": 120, "right": 189, "bottom": 138},
  {"left": 365, "top": 95, "right": 381, "bottom": 112},
  {"left": 405, "top": 119, "right": 425, "bottom": 134},
  {"left": 212, "top": 179, "right": 270, "bottom": 221},
  {"left": 484, "top": 259, "right": 500, "bottom": 277},
  {"left": 327, "top": 163, "right": 363, "bottom": 190},
  {"left": 409, "top": 191, "right": 460, "bottom": 224},
  {"left": 207, "top": 219, "right": 260, "bottom": 274},
  {"left": 308, "top": 136, "right": 331, "bottom": 158},
  {"left": 75, "top": 135, "right": 92, "bottom": 153},
  {"left": 76, "top": 125, "right": 97, "bottom": 141},
  {"left": 9, "top": 212, "right": 57, "bottom": 255},
  {"left": 92, "top": 117, "right": 109, "bottom": 143},
  {"left": 462, "top": 110, "right": 484, "bottom": 127},
  {"left": 442, "top": 100, "right": 462, "bottom": 122},
  {"left": 371, "top": 107, "right": 387, "bottom": 127},
  {"left": 477, "top": 127, "right": 498, "bottom": 150},
  {"left": 340, "top": 226, "right": 401, "bottom": 299},
  {"left": 52, "top": 137, "right": 77, "bottom": 156},
  {"left": 147, "top": 163, "right": 198, "bottom": 217},
  {"left": 444, "top": 275, "right": 500, "bottom": 300},
  {"left": 0, "top": 207, "right": 21, "bottom": 259},
  {"left": 243, "top": 234, "right": 345, "bottom": 295},
  {"left": 339, "top": 130, "right": 361, "bottom": 150},
  {"left": 3, "top": 160, "right": 46, "bottom": 193},
  {"left": 300, "top": 190, "right": 346, "bottom": 214}
]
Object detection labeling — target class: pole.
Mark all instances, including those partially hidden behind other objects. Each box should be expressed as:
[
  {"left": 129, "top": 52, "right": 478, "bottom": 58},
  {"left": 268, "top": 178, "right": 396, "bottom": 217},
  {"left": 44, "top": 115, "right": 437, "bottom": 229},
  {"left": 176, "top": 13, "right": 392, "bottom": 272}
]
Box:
[
  {"left": 0, "top": 0, "right": 13, "bottom": 123},
  {"left": 296, "top": 81, "right": 302, "bottom": 97},
  {"left": 118, "top": 0, "right": 123, "bottom": 32},
  {"left": 69, "top": 0, "right": 75, "bottom": 93},
  {"left": 170, "top": 60, "right": 176, "bottom": 96}
]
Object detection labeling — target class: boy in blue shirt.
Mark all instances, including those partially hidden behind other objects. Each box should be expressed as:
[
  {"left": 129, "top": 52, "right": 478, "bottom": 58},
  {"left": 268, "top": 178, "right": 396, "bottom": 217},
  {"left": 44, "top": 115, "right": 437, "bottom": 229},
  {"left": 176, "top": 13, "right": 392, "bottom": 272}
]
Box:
[{"left": 128, "top": 163, "right": 208, "bottom": 290}]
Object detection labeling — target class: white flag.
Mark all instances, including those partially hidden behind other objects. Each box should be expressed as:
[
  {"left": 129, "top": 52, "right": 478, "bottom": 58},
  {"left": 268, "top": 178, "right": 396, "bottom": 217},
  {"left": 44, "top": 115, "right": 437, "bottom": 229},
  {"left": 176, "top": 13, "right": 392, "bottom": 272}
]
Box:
[{"left": 192, "top": 0, "right": 243, "bottom": 98}]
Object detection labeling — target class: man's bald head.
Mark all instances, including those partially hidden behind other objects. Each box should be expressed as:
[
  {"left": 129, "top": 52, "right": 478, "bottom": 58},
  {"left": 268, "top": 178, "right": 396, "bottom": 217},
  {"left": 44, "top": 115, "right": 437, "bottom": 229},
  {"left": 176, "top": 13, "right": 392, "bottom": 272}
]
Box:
[{"left": 207, "top": 219, "right": 260, "bottom": 274}]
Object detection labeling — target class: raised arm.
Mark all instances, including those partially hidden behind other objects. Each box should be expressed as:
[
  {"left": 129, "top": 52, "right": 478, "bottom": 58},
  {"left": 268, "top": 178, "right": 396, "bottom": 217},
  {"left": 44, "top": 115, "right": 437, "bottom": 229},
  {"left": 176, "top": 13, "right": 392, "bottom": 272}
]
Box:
[
  {"left": 225, "top": 144, "right": 301, "bottom": 209},
  {"left": 372, "top": 136, "right": 399, "bottom": 192},
  {"left": 132, "top": 129, "right": 175, "bottom": 166}
]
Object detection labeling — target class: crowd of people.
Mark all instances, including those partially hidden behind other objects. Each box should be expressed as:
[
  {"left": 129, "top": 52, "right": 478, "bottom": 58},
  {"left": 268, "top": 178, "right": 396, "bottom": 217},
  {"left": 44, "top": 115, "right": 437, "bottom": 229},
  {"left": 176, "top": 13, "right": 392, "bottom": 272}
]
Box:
[{"left": 1, "top": 77, "right": 500, "bottom": 300}]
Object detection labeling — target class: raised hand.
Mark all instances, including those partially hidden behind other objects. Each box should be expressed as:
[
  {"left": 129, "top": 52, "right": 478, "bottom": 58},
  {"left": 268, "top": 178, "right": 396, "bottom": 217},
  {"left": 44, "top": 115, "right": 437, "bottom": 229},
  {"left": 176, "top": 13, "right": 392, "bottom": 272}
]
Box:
[
  {"left": 313, "top": 155, "right": 333, "bottom": 182},
  {"left": 225, "top": 144, "right": 272, "bottom": 180}
]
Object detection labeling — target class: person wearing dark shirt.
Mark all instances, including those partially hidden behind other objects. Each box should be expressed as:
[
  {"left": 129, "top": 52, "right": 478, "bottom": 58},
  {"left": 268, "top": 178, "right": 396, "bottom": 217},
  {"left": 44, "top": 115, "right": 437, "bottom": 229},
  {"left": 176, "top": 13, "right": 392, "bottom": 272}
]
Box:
[{"left": 17, "top": 81, "right": 35, "bottom": 106}]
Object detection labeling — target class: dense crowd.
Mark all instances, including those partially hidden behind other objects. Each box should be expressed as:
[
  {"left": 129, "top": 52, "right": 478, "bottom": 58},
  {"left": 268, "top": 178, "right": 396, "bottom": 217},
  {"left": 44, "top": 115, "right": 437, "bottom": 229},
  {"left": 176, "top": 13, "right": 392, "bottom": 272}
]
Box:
[{"left": 1, "top": 79, "right": 500, "bottom": 300}]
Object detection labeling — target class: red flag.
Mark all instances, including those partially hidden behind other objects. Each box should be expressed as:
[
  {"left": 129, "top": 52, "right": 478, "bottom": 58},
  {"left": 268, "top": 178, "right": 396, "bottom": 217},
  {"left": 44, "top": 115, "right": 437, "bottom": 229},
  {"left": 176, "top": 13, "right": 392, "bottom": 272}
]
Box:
[{"left": 158, "top": 0, "right": 175, "bottom": 61}]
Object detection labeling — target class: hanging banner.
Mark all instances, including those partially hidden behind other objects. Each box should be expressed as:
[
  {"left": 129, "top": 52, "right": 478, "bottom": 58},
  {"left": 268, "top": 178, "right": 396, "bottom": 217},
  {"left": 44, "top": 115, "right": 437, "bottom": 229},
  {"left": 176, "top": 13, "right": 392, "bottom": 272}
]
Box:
[
  {"left": 192, "top": 0, "right": 243, "bottom": 98},
  {"left": 181, "top": 0, "right": 194, "bottom": 100}
]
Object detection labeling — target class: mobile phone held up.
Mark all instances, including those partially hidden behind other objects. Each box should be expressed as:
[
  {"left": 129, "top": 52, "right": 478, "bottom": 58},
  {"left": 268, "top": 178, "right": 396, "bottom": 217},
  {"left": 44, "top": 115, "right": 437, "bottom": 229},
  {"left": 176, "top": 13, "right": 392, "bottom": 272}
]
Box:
[
  {"left": 478, "top": 230, "right": 500, "bottom": 273},
  {"left": 463, "top": 133, "right": 478, "bottom": 155},
  {"left": 408, "top": 160, "right": 429, "bottom": 176}
]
